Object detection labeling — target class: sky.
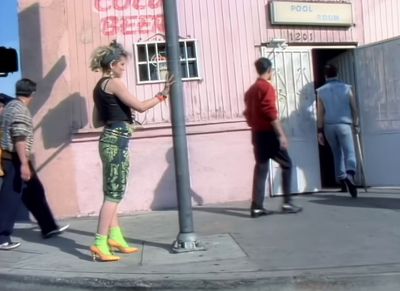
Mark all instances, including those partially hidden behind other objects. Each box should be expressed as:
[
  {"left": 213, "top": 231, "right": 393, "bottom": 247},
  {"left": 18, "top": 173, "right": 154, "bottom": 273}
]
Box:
[{"left": 0, "top": 0, "right": 21, "bottom": 96}]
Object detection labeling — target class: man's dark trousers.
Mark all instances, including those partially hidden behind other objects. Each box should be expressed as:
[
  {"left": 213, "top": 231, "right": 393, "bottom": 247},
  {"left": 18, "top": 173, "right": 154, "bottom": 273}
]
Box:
[
  {"left": 251, "top": 131, "right": 292, "bottom": 209},
  {"left": 0, "top": 155, "right": 58, "bottom": 244}
]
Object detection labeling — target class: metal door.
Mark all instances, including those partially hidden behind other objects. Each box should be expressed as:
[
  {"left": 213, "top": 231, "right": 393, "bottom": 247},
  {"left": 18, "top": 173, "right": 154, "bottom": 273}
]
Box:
[
  {"left": 324, "top": 37, "right": 400, "bottom": 187},
  {"left": 261, "top": 47, "right": 321, "bottom": 195},
  {"left": 352, "top": 37, "right": 400, "bottom": 186}
]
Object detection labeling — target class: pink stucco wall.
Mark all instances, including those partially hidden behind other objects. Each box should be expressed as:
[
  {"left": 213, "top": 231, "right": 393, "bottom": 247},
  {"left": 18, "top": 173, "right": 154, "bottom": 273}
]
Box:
[
  {"left": 71, "top": 123, "right": 253, "bottom": 216},
  {"left": 17, "top": 0, "right": 400, "bottom": 218}
]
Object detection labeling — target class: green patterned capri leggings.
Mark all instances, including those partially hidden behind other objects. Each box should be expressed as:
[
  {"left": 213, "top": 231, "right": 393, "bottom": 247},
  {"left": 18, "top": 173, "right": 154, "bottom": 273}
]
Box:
[{"left": 99, "top": 121, "right": 133, "bottom": 202}]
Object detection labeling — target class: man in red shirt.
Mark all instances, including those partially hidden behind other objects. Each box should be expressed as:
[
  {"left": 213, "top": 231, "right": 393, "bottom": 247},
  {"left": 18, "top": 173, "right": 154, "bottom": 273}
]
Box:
[{"left": 244, "top": 57, "right": 302, "bottom": 218}]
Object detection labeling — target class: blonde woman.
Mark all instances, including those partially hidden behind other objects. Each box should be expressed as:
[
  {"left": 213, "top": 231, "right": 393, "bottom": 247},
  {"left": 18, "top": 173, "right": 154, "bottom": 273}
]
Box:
[{"left": 89, "top": 40, "right": 173, "bottom": 262}]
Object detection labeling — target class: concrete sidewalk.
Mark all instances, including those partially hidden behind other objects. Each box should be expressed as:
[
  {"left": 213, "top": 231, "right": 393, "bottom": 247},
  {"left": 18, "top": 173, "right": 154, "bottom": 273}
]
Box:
[{"left": 1, "top": 188, "right": 400, "bottom": 290}]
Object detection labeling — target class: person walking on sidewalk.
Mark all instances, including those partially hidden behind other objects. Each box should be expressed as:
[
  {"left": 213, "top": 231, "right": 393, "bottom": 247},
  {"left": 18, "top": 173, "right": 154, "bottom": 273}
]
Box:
[
  {"left": 0, "top": 80, "right": 69, "bottom": 251},
  {"left": 89, "top": 40, "right": 173, "bottom": 262},
  {"left": 316, "top": 64, "right": 359, "bottom": 198},
  {"left": 244, "top": 57, "right": 302, "bottom": 218},
  {"left": 0, "top": 93, "right": 14, "bottom": 180}
]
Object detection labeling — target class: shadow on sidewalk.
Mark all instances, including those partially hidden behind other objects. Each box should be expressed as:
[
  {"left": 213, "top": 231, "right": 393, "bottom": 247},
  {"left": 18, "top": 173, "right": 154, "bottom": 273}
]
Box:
[
  {"left": 13, "top": 226, "right": 173, "bottom": 259},
  {"left": 67, "top": 229, "right": 173, "bottom": 253},
  {"left": 309, "top": 193, "right": 400, "bottom": 210},
  {"left": 13, "top": 227, "right": 89, "bottom": 261},
  {"left": 193, "top": 206, "right": 250, "bottom": 218}
]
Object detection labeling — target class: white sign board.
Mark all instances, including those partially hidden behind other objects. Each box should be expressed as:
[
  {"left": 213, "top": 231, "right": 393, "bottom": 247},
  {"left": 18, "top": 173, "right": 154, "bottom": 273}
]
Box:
[{"left": 270, "top": 1, "right": 353, "bottom": 27}]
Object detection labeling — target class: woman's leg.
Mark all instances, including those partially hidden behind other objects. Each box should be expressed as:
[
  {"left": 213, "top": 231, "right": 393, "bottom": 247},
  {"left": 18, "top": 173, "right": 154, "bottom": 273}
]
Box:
[
  {"left": 102, "top": 143, "right": 135, "bottom": 251},
  {"left": 108, "top": 202, "right": 139, "bottom": 253},
  {"left": 91, "top": 124, "right": 137, "bottom": 259},
  {"left": 97, "top": 127, "right": 129, "bottom": 236},
  {"left": 97, "top": 200, "right": 119, "bottom": 236},
  {"left": 91, "top": 128, "right": 127, "bottom": 261},
  {"left": 110, "top": 209, "right": 119, "bottom": 229},
  {"left": 91, "top": 200, "right": 120, "bottom": 261}
]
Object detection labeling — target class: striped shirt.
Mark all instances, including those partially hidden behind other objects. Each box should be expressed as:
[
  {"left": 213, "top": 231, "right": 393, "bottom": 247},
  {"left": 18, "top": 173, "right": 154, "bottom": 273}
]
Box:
[{"left": 0, "top": 99, "right": 34, "bottom": 154}]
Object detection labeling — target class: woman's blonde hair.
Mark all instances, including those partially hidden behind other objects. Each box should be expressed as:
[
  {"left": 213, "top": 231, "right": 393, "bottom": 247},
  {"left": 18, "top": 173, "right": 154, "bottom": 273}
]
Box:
[{"left": 90, "top": 40, "right": 128, "bottom": 72}]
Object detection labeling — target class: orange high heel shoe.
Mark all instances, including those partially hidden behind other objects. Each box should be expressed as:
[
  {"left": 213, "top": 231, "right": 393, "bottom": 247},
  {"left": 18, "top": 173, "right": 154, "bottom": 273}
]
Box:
[
  {"left": 90, "top": 245, "right": 120, "bottom": 262},
  {"left": 108, "top": 239, "right": 140, "bottom": 254}
]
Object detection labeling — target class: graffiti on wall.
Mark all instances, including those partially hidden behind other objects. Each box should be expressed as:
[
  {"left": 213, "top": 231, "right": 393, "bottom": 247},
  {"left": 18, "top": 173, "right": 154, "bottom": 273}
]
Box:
[{"left": 94, "top": 0, "right": 165, "bottom": 36}]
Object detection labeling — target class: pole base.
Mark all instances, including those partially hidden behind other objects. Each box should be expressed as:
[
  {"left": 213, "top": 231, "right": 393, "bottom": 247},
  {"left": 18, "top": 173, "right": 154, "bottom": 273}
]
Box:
[{"left": 171, "top": 233, "right": 206, "bottom": 253}]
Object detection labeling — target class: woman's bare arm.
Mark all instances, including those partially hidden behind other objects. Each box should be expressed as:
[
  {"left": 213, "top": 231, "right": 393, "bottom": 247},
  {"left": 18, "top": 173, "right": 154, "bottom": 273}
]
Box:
[{"left": 106, "top": 78, "right": 160, "bottom": 113}]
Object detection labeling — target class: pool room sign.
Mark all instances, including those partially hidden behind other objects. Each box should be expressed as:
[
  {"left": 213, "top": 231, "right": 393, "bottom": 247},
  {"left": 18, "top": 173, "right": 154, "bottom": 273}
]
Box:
[{"left": 270, "top": 1, "right": 353, "bottom": 27}]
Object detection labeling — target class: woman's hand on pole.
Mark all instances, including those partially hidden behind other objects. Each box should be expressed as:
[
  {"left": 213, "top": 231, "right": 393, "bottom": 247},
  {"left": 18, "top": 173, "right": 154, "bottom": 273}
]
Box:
[{"left": 161, "top": 73, "right": 175, "bottom": 97}]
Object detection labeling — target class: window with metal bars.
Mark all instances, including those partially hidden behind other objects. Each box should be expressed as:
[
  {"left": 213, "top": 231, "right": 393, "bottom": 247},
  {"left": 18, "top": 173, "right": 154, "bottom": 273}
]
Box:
[{"left": 135, "top": 39, "right": 200, "bottom": 84}]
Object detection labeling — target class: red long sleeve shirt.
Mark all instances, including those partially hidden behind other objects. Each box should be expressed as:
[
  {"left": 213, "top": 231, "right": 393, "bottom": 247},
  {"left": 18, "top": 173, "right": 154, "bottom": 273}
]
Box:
[{"left": 243, "top": 78, "right": 278, "bottom": 132}]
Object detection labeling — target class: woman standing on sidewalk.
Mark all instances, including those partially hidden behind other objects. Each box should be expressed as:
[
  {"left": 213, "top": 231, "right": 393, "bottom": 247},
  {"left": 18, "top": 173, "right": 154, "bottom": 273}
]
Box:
[{"left": 89, "top": 40, "right": 173, "bottom": 262}]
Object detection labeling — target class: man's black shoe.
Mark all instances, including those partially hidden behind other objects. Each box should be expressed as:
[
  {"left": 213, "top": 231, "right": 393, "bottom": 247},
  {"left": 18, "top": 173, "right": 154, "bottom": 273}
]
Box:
[
  {"left": 281, "top": 203, "right": 302, "bottom": 214},
  {"left": 42, "top": 224, "right": 70, "bottom": 239},
  {"left": 251, "top": 208, "right": 273, "bottom": 218},
  {"left": 338, "top": 179, "right": 348, "bottom": 192},
  {"left": 345, "top": 175, "right": 358, "bottom": 198}
]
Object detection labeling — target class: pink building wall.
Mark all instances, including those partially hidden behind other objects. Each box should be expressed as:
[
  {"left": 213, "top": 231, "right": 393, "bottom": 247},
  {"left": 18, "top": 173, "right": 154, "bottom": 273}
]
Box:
[
  {"left": 360, "top": 0, "right": 400, "bottom": 44},
  {"left": 16, "top": 0, "right": 400, "bottom": 218}
]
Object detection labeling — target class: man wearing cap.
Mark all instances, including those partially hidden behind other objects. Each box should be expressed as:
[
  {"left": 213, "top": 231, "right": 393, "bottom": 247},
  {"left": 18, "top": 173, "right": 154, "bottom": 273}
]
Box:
[{"left": 0, "top": 79, "right": 69, "bottom": 250}]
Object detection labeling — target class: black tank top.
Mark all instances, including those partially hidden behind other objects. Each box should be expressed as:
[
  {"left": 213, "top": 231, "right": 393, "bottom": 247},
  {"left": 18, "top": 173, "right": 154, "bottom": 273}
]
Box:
[{"left": 93, "top": 77, "right": 133, "bottom": 124}]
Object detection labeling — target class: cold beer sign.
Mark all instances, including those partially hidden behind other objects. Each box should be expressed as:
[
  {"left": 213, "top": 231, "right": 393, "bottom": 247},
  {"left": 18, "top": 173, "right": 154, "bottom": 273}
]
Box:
[
  {"left": 94, "top": 0, "right": 164, "bottom": 36},
  {"left": 270, "top": 1, "right": 353, "bottom": 27}
]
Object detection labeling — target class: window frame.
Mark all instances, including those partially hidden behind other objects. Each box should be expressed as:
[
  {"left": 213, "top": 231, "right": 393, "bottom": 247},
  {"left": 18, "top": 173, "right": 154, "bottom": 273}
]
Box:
[{"left": 134, "top": 39, "right": 201, "bottom": 84}]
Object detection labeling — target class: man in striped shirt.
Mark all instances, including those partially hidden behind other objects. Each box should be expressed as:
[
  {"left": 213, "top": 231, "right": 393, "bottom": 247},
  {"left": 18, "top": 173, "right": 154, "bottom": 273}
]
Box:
[
  {"left": 0, "top": 93, "right": 14, "bottom": 177},
  {"left": 0, "top": 79, "right": 69, "bottom": 250}
]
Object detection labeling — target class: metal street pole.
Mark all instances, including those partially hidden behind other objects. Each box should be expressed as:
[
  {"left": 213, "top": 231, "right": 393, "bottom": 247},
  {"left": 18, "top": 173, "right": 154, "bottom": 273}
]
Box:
[{"left": 163, "top": 0, "right": 205, "bottom": 253}]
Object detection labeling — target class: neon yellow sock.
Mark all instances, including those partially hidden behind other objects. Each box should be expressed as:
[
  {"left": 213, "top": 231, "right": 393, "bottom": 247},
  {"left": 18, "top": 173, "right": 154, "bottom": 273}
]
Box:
[
  {"left": 94, "top": 233, "right": 112, "bottom": 255},
  {"left": 109, "top": 227, "right": 130, "bottom": 248}
]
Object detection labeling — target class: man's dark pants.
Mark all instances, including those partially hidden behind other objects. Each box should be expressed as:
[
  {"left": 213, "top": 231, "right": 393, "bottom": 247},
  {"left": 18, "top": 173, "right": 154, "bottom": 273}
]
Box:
[
  {"left": 251, "top": 131, "right": 292, "bottom": 209},
  {"left": 0, "top": 155, "right": 58, "bottom": 244}
]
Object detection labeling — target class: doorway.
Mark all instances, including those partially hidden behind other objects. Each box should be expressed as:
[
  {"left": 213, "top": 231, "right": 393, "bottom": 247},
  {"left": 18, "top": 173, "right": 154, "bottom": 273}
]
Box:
[
  {"left": 261, "top": 47, "right": 321, "bottom": 195},
  {"left": 311, "top": 48, "right": 354, "bottom": 189}
]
